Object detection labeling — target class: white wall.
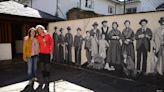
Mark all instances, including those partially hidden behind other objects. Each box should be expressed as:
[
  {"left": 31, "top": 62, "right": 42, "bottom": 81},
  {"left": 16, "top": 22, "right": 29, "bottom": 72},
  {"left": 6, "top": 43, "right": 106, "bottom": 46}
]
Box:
[{"left": 0, "top": 43, "right": 12, "bottom": 60}]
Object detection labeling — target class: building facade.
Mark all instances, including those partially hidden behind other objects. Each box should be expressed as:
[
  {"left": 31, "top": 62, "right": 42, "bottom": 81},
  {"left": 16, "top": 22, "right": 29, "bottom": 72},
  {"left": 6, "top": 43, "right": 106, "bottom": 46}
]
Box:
[{"left": 22, "top": 0, "right": 164, "bottom": 19}]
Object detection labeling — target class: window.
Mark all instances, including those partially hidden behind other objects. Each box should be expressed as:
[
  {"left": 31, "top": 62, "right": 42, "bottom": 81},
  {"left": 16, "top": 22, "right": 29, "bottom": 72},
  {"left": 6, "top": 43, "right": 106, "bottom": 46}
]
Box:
[
  {"left": 108, "top": 6, "right": 113, "bottom": 13},
  {"left": 126, "top": 7, "right": 137, "bottom": 13},
  {"left": 85, "top": 0, "right": 94, "bottom": 9}
]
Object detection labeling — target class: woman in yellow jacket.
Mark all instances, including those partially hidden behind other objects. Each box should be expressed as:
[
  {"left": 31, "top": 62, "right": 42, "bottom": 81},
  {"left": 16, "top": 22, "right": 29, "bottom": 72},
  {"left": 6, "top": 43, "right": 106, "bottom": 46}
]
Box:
[{"left": 23, "top": 27, "right": 39, "bottom": 86}]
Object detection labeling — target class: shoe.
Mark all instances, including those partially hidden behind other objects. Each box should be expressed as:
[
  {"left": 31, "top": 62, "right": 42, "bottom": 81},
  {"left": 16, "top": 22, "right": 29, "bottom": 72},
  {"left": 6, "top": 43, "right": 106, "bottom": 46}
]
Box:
[
  {"left": 43, "top": 84, "right": 49, "bottom": 92},
  {"left": 20, "top": 85, "right": 35, "bottom": 92},
  {"left": 35, "top": 84, "right": 43, "bottom": 92}
]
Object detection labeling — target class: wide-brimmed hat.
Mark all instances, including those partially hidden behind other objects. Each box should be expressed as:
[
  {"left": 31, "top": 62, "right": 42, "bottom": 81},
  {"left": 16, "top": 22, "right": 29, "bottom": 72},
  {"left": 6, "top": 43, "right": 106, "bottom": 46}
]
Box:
[
  {"left": 77, "top": 27, "right": 81, "bottom": 31},
  {"left": 67, "top": 26, "right": 71, "bottom": 30},
  {"left": 92, "top": 22, "right": 98, "bottom": 26},
  {"left": 54, "top": 26, "right": 58, "bottom": 30},
  {"left": 59, "top": 28, "right": 64, "bottom": 32},
  {"left": 139, "top": 19, "right": 148, "bottom": 25},
  {"left": 124, "top": 20, "right": 131, "bottom": 24},
  {"left": 102, "top": 20, "right": 107, "bottom": 24},
  {"left": 159, "top": 17, "right": 164, "bottom": 24}
]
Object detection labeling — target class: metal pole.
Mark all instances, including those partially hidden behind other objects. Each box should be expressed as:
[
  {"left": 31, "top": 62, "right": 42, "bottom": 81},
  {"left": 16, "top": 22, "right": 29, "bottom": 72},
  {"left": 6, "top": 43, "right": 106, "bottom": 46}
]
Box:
[
  {"left": 124, "top": 0, "right": 126, "bottom": 14},
  {"left": 79, "top": 0, "right": 81, "bottom": 9},
  {"left": 55, "top": 0, "right": 58, "bottom": 16}
]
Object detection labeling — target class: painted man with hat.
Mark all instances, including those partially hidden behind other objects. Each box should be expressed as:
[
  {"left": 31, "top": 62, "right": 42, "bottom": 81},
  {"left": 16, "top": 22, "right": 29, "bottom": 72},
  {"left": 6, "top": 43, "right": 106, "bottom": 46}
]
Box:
[
  {"left": 65, "top": 26, "right": 73, "bottom": 63},
  {"left": 101, "top": 20, "right": 109, "bottom": 41},
  {"left": 74, "top": 27, "right": 83, "bottom": 66},
  {"left": 52, "top": 26, "right": 59, "bottom": 62},
  {"left": 152, "top": 17, "right": 164, "bottom": 75},
  {"left": 58, "top": 28, "right": 65, "bottom": 63},
  {"left": 135, "top": 19, "right": 152, "bottom": 75},
  {"left": 90, "top": 22, "right": 101, "bottom": 40}
]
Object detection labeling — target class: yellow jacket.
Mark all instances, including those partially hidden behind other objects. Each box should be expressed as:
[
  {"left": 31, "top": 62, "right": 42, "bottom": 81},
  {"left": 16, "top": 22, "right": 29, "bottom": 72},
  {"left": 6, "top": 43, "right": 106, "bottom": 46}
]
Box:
[{"left": 23, "top": 37, "right": 39, "bottom": 61}]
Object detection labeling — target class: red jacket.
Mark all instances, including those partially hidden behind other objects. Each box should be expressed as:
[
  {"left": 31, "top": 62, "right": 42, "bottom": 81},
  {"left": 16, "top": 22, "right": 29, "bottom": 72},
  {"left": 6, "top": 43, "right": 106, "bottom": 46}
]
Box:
[{"left": 37, "top": 34, "right": 54, "bottom": 54}]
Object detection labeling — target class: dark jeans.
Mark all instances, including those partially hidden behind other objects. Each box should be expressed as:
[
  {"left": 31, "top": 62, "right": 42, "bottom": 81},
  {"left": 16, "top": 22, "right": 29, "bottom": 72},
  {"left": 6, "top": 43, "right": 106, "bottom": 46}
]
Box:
[
  {"left": 39, "top": 53, "right": 51, "bottom": 78},
  {"left": 75, "top": 47, "right": 81, "bottom": 65},
  {"left": 27, "top": 55, "right": 38, "bottom": 80},
  {"left": 137, "top": 44, "right": 148, "bottom": 73}
]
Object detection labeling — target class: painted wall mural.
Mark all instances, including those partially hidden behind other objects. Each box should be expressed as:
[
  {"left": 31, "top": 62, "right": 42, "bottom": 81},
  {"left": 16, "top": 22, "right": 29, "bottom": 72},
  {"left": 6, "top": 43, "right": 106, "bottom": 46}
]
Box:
[{"left": 48, "top": 11, "right": 164, "bottom": 75}]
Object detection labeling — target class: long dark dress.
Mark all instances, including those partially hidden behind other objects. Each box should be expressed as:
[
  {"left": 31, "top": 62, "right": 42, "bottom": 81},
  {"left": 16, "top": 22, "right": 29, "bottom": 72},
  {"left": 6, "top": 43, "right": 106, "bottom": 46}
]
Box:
[
  {"left": 122, "top": 27, "right": 135, "bottom": 61},
  {"left": 65, "top": 32, "right": 73, "bottom": 63},
  {"left": 58, "top": 34, "right": 65, "bottom": 63},
  {"left": 52, "top": 32, "right": 59, "bottom": 62},
  {"left": 108, "top": 29, "right": 122, "bottom": 65}
]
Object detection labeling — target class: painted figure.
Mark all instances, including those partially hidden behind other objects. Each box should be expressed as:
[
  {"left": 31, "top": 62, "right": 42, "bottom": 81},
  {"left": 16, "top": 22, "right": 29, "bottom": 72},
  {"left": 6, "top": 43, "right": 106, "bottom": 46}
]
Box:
[
  {"left": 98, "top": 34, "right": 109, "bottom": 63},
  {"left": 65, "top": 26, "right": 73, "bottom": 63},
  {"left": 153, "top": 17, "right": 164, "bottom": 75},
  {"left": 135, "top": 19, "right": 152, "bottom": 74},
  {"left": 74, "top": 28, "right": 83, "bottom": 66},
  {"left": 52, "top": 26, "right": 59, "bottom": 62},
  {"left": 91, "top": 33, "right": 98, "bottom": 63},
  {"left": 108, "top": 22, "right": 122, "bottom": 69},
  {"left": 58, "top": 28, "right": 65, "bottom": 63},
  {"left": 122, "top": 20, "right": 135, "bottom": 61},
  {"left": 84, "top": 31, "right": 92, "bottom": 63},
  {"left": 121, "top": 51, "right": 137, "bottom": 77},
  {"left": 90, "top": 22, "right": 101, "bottom": 40},
  {"left": 101, "top": 20, "right": 109, "bottom": 41}
]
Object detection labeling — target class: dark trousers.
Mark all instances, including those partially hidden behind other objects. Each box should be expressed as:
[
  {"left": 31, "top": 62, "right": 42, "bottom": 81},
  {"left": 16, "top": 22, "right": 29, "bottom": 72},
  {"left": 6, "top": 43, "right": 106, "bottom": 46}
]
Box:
[
  {"left": 75, "top": 47, "right": 81, "bottom": 65},
  {"left": 86, "top": 48, "right": 91, "bottom": 63},
  {"left": 137, "top": 44, "right": 148, "bottom": 73},
  {"left": 66, "top": 45, "right": 72, "bottom": 63},
  {"left": 39, "top": 53, "right": 51, "bottom": 79},
  {"left": 59, "top": 45, "right": 64, "bottom": 63}
]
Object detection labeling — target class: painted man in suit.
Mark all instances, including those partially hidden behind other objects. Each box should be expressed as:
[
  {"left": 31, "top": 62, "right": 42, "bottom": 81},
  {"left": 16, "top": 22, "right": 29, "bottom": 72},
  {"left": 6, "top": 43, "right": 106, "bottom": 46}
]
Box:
[
  {"left": 101, "top": 20, "right": 109, "bottom": 41},
  {"left": 74, "top": 28, "right": 83, "bottom": 66},
  {"left": 65, "top": 26, "right": 73, "bottom": 63},
  {"left": 52, "top": 26, "right": 59, "bottom": 62},
  {"left": 152, "top": 17, "right": 164, "bottom": 75},
  {"left": 58, "top": 28, "right": 65, "bottom": 63},
  {"left": 135, "top": 19, "right": 152, "bottom": 74},
  {"left": 84, "top": 31, "right": 92, "bottom": 64}
]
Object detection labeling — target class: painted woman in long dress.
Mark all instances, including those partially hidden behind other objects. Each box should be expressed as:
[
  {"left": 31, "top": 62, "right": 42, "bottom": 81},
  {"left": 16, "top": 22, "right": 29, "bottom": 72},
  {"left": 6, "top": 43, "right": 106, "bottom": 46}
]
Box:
[
  {"left": 108, "top": 22, "right": 122, "bottom": 68},
  {"left": 122, "top": 20, "right": 135, "bottom": 61}
]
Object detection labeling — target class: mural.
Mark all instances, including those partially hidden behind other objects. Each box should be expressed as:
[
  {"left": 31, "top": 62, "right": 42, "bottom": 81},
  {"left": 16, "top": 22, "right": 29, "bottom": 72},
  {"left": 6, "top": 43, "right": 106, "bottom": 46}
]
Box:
[{"left": 49, "top": 11, "right": 164, "bottom": 76}]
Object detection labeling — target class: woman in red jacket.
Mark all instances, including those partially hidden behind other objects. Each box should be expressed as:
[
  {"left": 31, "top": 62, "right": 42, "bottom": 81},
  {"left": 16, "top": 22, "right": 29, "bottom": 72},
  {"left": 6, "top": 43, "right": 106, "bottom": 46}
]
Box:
[{"left": 35, "top": 25, "right": 54, "bottom": 92}]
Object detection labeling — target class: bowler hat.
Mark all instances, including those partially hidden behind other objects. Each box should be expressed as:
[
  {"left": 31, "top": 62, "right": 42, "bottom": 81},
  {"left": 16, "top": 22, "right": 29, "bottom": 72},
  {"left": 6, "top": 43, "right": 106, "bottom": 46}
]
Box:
[
  {"left": 77, "top": 27, "right": 81, "bottom": 31},
  {"left": 92, "top": 22, "right": 98, "bottom": 26},
  {"left": 159, "top": 17, "right": 164, "bottom": 24},
  {"left": 139, "top": 19, "right": 148, "bottom": 25},
  {"left": 67, "top": 26, "right": 71, "bottom": 30},
  {"left": 102, "top": 20, "right": 107, "bottom": 24},
  {"left": 59, "top": 28, "right": 64, "bottom": 32},
  {"left": 54, "top": 26, "right": 58, "bottom": 30}
]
